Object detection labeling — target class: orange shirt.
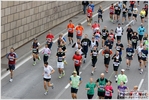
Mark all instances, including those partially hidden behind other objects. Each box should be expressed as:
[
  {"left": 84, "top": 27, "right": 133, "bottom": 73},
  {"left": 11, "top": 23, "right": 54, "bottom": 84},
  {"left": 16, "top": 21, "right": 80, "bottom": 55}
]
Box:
[
  {"left": 75, "top": 26, "right": 84, "bottom": 36},
  {"left": 67, "top": 23, "right": 75, "bottom": 33}
]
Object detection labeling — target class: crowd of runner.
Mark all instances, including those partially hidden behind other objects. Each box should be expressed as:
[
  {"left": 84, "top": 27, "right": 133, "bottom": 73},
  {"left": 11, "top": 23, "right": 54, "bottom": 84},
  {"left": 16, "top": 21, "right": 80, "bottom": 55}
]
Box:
[{"left": 6, "top": 1, "right": 148, "bottom": 99}]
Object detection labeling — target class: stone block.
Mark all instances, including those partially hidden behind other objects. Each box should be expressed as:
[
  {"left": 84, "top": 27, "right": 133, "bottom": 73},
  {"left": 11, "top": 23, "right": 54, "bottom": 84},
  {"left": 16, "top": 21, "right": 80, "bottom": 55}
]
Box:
[
  {"left": 35, "top": 26, "right": 40, "bottom": 34},
  {"left": 40, "top": 12, "right": 45, "bottom": 18},
  {"left": 19, "top": 26, "right": 24, "bottom": 34},
  {"left": 8, "top": 1, "right": 14, "bottom": 7},
  {"left": 44, "top": 4, "right": 47, "bottom": 11},
  {"left": 5, "top": 8, "right": 10, "bottom": 16},
  {"left": 27, "top": 16, "right": 32, "bottom": 24},
  {"left": 1, "top": 1, "right": 8, "bottom": 8},
  {"left": 36, "top": 1, "right": 40, "bottom": 6},
  {"left": 32, "top": 1, "right": 37, "bottom": 8},
  {"left": 4, "top": 39, "right": 10, "bottom": 47},
  {"left": 22, "top": 3, "right": 26, "bottom": 11},
  {"left": 19, "top": 40, "right": 23, "bottom": 47},
  {"left": 21, "top": 18, "right": 27, "bottom": 26},
  {"left": 13, "top": 28, "right": 19, "bottom": 36},
  {"left": 17, "top": 19, "right": 22, "bottom": 27},
  {"left": 36, "top": 13, "right": 41, "bottom": 20},
  {"left": 29, "top": 22, "right": 34, "bottom": 30},
  {"left": 13, "top": 13, "right": 20, "bottom": 21},
  {"left": 21, "top": 32, "right": 26, "bottom": 40},
  {"left": 24, "top": 24, "right": 28, "bottom": 32},
  {"left": 4, "top": 23, "right": 10, "bottom": 32},
  {"left": 31, "top": 14, "right": 36, "bottom": 22},
  {"left": 25, "top": 10, "right": 30, "bottom": 17},
  {"left": 39, "top": 19, "right": 43, "bottom": 25},
  {"left": 30, "top": 8, "right": 34, "bottom": 15},
  {"left": 12, "top": 36, "right": 16, "bottom": 44},
  {"left": 16, "top": 5, "right": 22, "bottom": 12},
  {"left": 47, "top": 3, "right": 51, "bottom": 9},
  {"left": 38, "top": 6, "right": 43, "bottom": 13},
  {"left": 31, "top": 28, "right": 35, "bottom": 36},
  {"left": 1, "top": 41, "right": 4, "bottom": 49},
  {"left": 10, "top": 21, "right": 17, "bottom": 30},
  {"left": 34, "top": 7, "right": 39, "bottom": 14},
  {"left": 10, "top": 6, "right": 17, "bottom": 14},
  {"left": 13, "top": 42, "right": 19, "bottom": 49},
  {"left": 40, "top": 24, "right": 44, "bottom": 32},
  {"left": 1, "top": 9, "right": 4, "bottom": 17},
  {"left": 20, "top": 11, "right": 25, "bottom": 19},
  {"left": 26, "top": 2, "right": 32, "bottom": 9},
  {"left": 1, "top": 25, "right": 4, "bottom": 33},
  {"left": 16, "top": 34, "right": 21, "bottom": 42},
  {"left": 8, "top": 30, "right": 13, "bottom": 39},
  {"left": 27, "top": 30, "right": 31, "bottom": 38},
  {"left": 13, "top": 1, "right": 20, "bottom": 5},
  {"left": 43, "top": 17, "right": 47, "bottom": 24},
  {"left": 1, "top": 48, "right": 6, "bottom": 57},
  {"left": 1, "top": 32, "right": 7, "bottom": 41}
]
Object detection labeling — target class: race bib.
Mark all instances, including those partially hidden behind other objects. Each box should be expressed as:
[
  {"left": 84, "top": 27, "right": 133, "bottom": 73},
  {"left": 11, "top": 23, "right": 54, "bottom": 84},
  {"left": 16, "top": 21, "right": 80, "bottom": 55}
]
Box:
[
  {"left": 44, "top": 54, "right": 48, "bottom": 56},
  {"left": 116, "top": 46, "right": 120, "bottom": 50},
  {"left": 93, "top": 52, "right": 97, "bottom": 56},
  {"left": 75, "top": 60, "right": 79, "bottom": 64},
  {"left": 58, "top": 57, "right": 63, "bottom": 61},
  {"left": 99, "top": 85, "right": 104, "bottom": 90},
  {"left": 68, "top": 28, "right": 72, "bottom": 31},
  {"left": 78, "top": 30, "right": 81, "bottom": 34},
  {"left": 105, "top": 91, "right": 110, "bottom": 96},
  {"left": 127, "top": 52, "right": 132, "bottom": 56},
  {"left": 142, "top": 53, "right": 146, "bottom": 58},
  {"left": 120, "top": 92, "right": 124, "bottom": 97},
  {"left": 9, "top": 56, "right": 14, "bottom": 61},
  {"left": 83, "top": 42, "right": 87, "bottom": 46},
  {"left": 33, "top": 48, "right": 37, "bottom": 53},
  {"left": 105, "top": 54, "right": 109, "bottom": 58}
]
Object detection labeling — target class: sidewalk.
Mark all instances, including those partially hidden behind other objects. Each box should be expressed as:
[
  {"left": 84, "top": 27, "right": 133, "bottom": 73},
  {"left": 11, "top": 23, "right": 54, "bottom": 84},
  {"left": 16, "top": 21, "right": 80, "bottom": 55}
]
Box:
[{"left": 1, "top": 1, "right": 116, "bottom": 75}]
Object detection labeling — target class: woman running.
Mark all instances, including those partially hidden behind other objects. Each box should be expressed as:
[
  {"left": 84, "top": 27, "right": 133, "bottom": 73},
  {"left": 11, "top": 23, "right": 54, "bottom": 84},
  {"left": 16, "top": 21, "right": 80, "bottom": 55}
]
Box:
[
  {"left": 132, "top": 5, "right": 138, "bottom": 25},
  {"left": 131, "top": 32, "right": 139, "bottom": 50},
  {"left": 104, "top": 80, "right": 113, "bottom": 99},
  {"left": 109, "top": 3, "right": 114, "bottom": 22},
  {"left": 97, "top": 5, "right": 104, "bottom": 23},
  {"left": 122, "top": 4, "right": 127, "bottom": 25},
  {"left": 140, "top": 8, "right": 146, "bottom": 24},
  {"left": 127, "top": 6, "right": 132, "bottom": 22}
]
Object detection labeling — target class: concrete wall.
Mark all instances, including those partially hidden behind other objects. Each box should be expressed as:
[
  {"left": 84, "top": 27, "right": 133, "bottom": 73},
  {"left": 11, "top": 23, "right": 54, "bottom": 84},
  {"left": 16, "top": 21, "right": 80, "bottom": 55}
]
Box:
[{"left": 1, "top": 1, "right": 102, "bottom": 57}]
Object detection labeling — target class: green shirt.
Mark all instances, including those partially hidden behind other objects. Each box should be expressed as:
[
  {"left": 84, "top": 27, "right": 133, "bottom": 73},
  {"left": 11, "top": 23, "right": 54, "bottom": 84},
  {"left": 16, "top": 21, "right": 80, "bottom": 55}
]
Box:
[
  {"left": 144, "top": 40, "right": 148, "bottom": 50},
  {"left": 86, "top": 82, "right": 96, "bottom": 95},
  {"left": 117, "top": 74, "right": 128, "bottom": 85},
  {"left": 97, "top": 78, "right": 107, "bottom": 92},
  {"left": 70, "top": 75, "right": 81, "bottom": 89}
]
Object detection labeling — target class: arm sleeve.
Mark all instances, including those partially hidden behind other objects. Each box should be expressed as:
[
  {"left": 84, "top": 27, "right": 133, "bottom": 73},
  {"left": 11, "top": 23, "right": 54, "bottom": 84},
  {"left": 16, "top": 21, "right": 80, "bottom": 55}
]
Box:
[
  {"left": 72, "top": 43, "right": 76, "bottom": 48},
  {"left": 70, "top": 77, "right": 72, "bottom": 81}
]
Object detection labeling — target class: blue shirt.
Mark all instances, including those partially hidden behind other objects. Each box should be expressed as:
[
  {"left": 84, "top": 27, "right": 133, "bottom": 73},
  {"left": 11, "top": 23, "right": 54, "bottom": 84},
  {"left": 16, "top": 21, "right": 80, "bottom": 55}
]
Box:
[
  {"left": 137, "top": 26, "right": 146, "bottom": 35},
  {"left": 89, "top": 4, "right": 95, "bottom": 12},
  {"left": 126, "top": 48, "right": 134, "bottom": 57},
  {"left": 118, "top": 2, "right": 122, "bottom": 10},
  {"left": 141, "top": 49, "right": 148, "bottom": 58}
]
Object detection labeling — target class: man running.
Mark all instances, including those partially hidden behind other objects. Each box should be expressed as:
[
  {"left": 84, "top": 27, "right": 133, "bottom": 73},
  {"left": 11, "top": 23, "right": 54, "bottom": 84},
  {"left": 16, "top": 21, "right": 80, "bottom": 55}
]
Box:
[
  {"left": 115, "top": 23, "right": 124, "bottom": 42},
  {"left": 87, "top": 6, "right": 93, "bottom": 26},
  {"left": 90, "top": 45, "right": 99, "bottom": 75},
  {"left": 75, "top": 23, "right": 84, "bottom": 41},
  {"left": 42, "top": 44, "right": 51, "bottom": 63},
  {"left": 136, "top": 43, "right": 143, "bottom": 70},
  {"left": 46, "top": 31, "right": 54, "bottom": 50},
  {"left": 56, "top": 47, "right": 65, "bottom": 78},
  {"left": 126, "top": 25, "right": 133, "bottom": 44},
  {"left": 108, "top": 29, "right": 115, "bottom": 49},
  {"left": 138, "top": 23, "right": 146, "bottom": 44},
  {"left": 104, "top": 36, "right": 113, "bottom": 50},
  {"left": 109, "top": 3, "right": 114, "bottom": 22},
  {"left": 85, "top": 78, "right": 96, "bottom": 99},
  {"left": 73, "top": 50, "right": 82, "bottom": 75},
  {"left": 97, "top": 5, "right": 104, "bottom": 23},
  {"left": 81, "top": 34, "right": 91, "bottom": 63},
  {"left": 96, "top": 73, "right": 108, "bottom": 99},
  {"left": 43, "top": 62, "right": 55, "bottom": 95},
  {"left": 132, "top": 5, "right": 138, "bottom": 25},
  {"left": 131, "top": 32, "right": 139, "bottom": 50},
  {"left": 6, "top": 47, "right": 18, "bottom": 82},
  {"left": 31, "top": 38, "right": 41, "bottom": 66},
  {"left": 102, "top": 46, "right": 113, "bottom": 73},
  {"left": 126, "top": 44, "right": 134, "bottom": 70},
  {"left": 116, "top": 69, "right": 128, "bottom": 85},
  {"left": 70, "top": 71, "right": 82, "bottom": 99},
  {"left": 92, "top": 21, "right": 100, "bottom": 34},
  {"left": 114, "top": 3, "right": 121, "bottom": 23},
  {"left": 101, "top": 26, "right": 109, "bottom": 48},
  {"left": 127, "top": 6, "right": 132, "bottom": 22},
  {"left": 67, "top": 20, "right": 75, "bottom": 44}
]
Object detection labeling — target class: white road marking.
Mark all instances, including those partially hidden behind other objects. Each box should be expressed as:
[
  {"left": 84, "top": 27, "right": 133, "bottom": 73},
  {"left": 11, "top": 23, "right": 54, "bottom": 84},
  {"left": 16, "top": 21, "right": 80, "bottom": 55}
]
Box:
[{"left": 138, "top": 79, "right": 144, "bottom": 90}]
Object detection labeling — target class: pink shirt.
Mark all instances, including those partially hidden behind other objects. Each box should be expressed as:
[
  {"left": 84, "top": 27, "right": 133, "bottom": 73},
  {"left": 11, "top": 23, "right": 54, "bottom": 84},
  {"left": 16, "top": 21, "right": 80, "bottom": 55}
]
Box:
[{"left": 105, "top": 85, "right": 113, "bottom": 97}]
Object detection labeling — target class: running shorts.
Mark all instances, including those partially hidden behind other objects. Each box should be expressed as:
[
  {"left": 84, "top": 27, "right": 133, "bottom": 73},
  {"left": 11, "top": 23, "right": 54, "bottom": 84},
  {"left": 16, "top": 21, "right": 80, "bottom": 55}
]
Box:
[
  {"left": 133, "top": 14, "right": 137, "bottom": 18},
  {"left": 98, "top": 91, "right": 105, "bottom": 97},
  {"left": 43, "top": 78, "right": 51, "bottom": 82},
  {"left": 71, "top": 87, "right": 78, "bottom": 93},
  {"left": 139, "top": 35, "right": 143, "bottom": 41},
  {"left": 126, "top": 56, "right": 133, "bottom": 60},
  {"left": 87, "top": 94, "right": 94, "bottom": 99},
  {"left": 113, "top": 64, "right": 119, "bottom": 71},
  {"left": 104, "top": 58, "right": 110, "bottom": 65},
  {"left": 98, "top": 15, "right": 102, "bottom": 18},
  {"left": 57, "top": 62, "right": 64, "bottom": 68},
  {"left": 9, "top": 64, "right": 15, "bottom": 70},
  {"left": 68, "top": 32, "right": 73, "bottom": 37},
  {"left": 141, "top": 58, "right": 146, "bottom": 61},
  {"left": 140, "top": 16, "right": 145, "bottom": 19},
  {"left": 128, "top": 13, "right": 132, "bottom": 17},
  {"left": 127, "top": 33, "right": 132, "bottom": 40},
  {"left": 102, "top": 36, "right": 107, "bottom": 40},
  {"left": 92, "top": 58, "right": 97, "bottom": 67},
  {"left": 137, "top": 55, "right": 141, "bottom": 61}
]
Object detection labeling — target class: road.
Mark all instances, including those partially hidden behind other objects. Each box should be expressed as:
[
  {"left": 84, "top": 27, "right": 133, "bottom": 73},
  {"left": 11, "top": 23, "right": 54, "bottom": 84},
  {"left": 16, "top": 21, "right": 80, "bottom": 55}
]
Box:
[{"left": 1, "top": 1, "right": 148, "bottom": 99}]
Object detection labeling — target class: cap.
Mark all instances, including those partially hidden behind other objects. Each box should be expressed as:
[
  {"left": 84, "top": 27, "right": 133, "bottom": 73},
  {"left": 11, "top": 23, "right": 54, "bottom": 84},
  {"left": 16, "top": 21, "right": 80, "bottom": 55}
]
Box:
[
  {"left": 72, "top": 71, "right": 77, "bottom": 74},
  {"left": 121, "top": 69, "right": 125, "bottom": 72}
]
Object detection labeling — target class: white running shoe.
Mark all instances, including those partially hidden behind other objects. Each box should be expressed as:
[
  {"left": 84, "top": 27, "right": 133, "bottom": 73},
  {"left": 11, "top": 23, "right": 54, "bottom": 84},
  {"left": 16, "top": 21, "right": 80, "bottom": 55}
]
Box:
[
  {"left": 44, "top": 91, "right": 48, "bottom": 95},
  {"left": 9, "top": 79, "right": 13, "bottom": 82},
  {"left": 115, "top": 75, "right": 117, "bottom": 78}
]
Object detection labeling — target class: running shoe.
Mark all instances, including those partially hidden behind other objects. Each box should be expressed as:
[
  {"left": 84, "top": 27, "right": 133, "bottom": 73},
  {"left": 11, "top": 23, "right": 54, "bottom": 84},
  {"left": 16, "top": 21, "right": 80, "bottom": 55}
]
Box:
[
  {"left": 62, "top": 70, "right": 65, "bottom": 76},
  {"left": 138, "top": 68, "right": 141, "bottom": 70},
  {"left": 91, "top": 72, "right": 94, "bottom": 76},
  {"left": 44, "top": 91, "right": 48, "bottom": 95},
  {"left": 59, "top": 74, "right": 62, "bottom": 79},
  {"left": 38, "top": 56, "right": 41, "bottom": 60},
  {"left": 115, "top": 75, "right": 117, "bottom": 78},
  {"left": 64, "top": 60, "right": 67, "bottom": 65},
  {"left": 140, "top": 69, "right": 143, "bottom": 74},
  {"left": 51, "top": 83, "right": 54, "bottom": 89},
  {"left": 6, "top": 68, "right": 9, "bottom": 71},
  {"left": 9, "top": 78, "right": 13, "bottom": 82},
  {"left": 33, "top": 61, "right": 36, "bottom": 66}
]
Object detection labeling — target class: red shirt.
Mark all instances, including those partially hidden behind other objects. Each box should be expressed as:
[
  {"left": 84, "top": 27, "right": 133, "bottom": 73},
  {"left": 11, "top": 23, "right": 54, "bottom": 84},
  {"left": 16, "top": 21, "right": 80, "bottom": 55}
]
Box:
[
  {"left": 7, "top": 52, "right": 17, "bottom": 65},
  {"left": 130, "top": 1, "right": 135, "bottom": 4},
  {"left": 92, "top": 23, "right": 100, "bottom": 29},
  {"left": 109, "top": 33, "right": 115, "bottom": 41},
  {"left": 109, "top": 6, "right": 114, "bottom": 14},
  {"left": 46, "top": 33, "right": 54, "bottom": 42},
  {"left": 87, "top": 8, "right": 92, "bottom": 17},
  {"left": 73, "top": 54, "right": 82, "bottom": 66},
  {"left": 105, "top": 85, "right": 113, "bottom": 97}
]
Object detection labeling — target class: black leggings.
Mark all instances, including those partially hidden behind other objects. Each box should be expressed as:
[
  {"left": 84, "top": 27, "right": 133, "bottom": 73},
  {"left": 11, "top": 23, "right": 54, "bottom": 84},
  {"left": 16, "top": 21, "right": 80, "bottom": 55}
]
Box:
[
  {"left": 92, "top": 58, "right": 97, "bottom": 67},
  {"left": 132, "top": 42, "right": 137, "bottom": 49},
  {"left": 43, "top": 55, "right": 49, "bottom": 63},
  {"left": 87, "top": 94, "right": 94, "bottom": 99},
  {"left": 75, "top": 66, "right": 80, "bottom": 75}
]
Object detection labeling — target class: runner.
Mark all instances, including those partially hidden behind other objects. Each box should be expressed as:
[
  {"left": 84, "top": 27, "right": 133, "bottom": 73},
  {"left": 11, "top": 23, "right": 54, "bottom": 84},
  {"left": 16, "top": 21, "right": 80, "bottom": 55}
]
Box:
[
  {"left": 114, "top": 3, "right": 121, "bottom": 23},
  {"left": 126, "top": 25, "right": 133, "bottom": 44},
  {"left": 122, "top": 4, "right": 127, "bottom": 25},
  {"left": 31, "top": 38, "right": 41, "bottom": 66},
  {"left": 140, "top": 8, "right": 146, "bottom": 24},
  {"left": 108, "top": 29, "right": 115, "bottom": 49},
  {"left": 126, "top": 44, "right": 135, "bottom": 70},
  {"left": 43, "top": 62, "right": 55, "bottom": 95},
  {"left": 57, "top": 34, "right": 66, "bottom": 47},
  {"left": 81, "top": 34, "right": 91, "bottom": 63},
  {"left": 109, "top": 3, "right": 114, "bottom": 22},
  {"left": 104, "top": 36, "right": 113, "bottom": 50},
  {"left": 123, "top": 1, "right": 127, "bottom": 6},
  {"left": 75, "top": 23, "right": 84, "bottom": 41},
  {"left": 140, "top": 46, "right": 148, "bottom": 74},
  {"left": 143, "top": 33, "right": 148, "bottom": 50},
  {"left": 69, "top": 70, "right": 82, "bottom": 99},
  {"left": 67, "top": 20, "right": 75, "bottom": 44},
  {"left": 144, "top": 4, "right": 148, "bottom": 22},
  {"left": 42, "top": 44, "right": 51, "bottom": 63},
  {"left": 96, "top": 73, "right": 108, "bottom": 99},
  {"left": 127, "top": 6, "right": 132, "bottom": 22},
  {"left": 105, "top": 80, "right": 114, "bottom": 99},
  {"left": 56, "top": 47, "right": 65, "bottom": 79},
  {"left": 136, "top": 43, "right": 143, "bottom": 70},
  {"left": 91, "top": 37, "right": 99, "bottom": 50},
  {"left": 97, "top": 5, "right": 104, "bottom": 23},
  {"left": 116, "top": 69, "right": 128, "bottom": 85},
  {"left": 6, "top": 47, "right": 18, "bottom": 82},
  {"left": 90, "top": 45, "right": 99, "bottom": 75},
  {"left": 102, "top": 46, "right": 113, "bottom": 73},
  {"left": 132, "top": 5, "right": 138, "bottom": 25},
  {"left": 91, "top": 21, "right": 100, "bottom": 34},
  {"left": 115, "top": 39, "right": 124, "bottom": 63},
  {"left": 137, "top": 23, "right": 146, "bottom": 44},
  {"left": 93, "top": 29, "right": 101, "bottom": 43},
  {"left": 101, "top": 26, "right": 109, "bottom": 48},
  {"left": 129, "top": 86, "right": 142, "bottom": 99},
  {"left": 131, "top": 32, "right": 139, "bottom": 50},
  {"left": 72, "top": 39, "right": 81, "bottom": 49},
  {"left": 89, "top": 1, "right": 95, "bottom": 12},
  {"left": 112, "top": 51, "right": 120, "bottom": 78},
  {"left": 85, "top": 78, "right": 96, "bottom": 99},
  {"left": 72, "top": 50, "right": 82, "bottom": 75},
  {"left": 130, "top": 1, "right": 136, "bottom": 11},
  {"left": 46, "top": 31, "right": 54, "bottom": 50},
  {"left": 115, "top": 23, "right": 124, "bottom": 42},
  {"left": 87, "top": 6, "right": 93, "bottom": 26},
  {"left": 117, "top": 81, "right": 129, "bottom": 99},
  {"left": 76, "top": 43, "right": 84, "bottom": 55}
]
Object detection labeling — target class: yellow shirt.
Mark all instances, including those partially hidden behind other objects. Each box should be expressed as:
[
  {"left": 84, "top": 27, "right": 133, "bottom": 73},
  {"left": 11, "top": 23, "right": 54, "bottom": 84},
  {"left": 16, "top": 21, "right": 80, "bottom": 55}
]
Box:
[{"left": 140, "top": 10, "right": 146, "bottom": 17}]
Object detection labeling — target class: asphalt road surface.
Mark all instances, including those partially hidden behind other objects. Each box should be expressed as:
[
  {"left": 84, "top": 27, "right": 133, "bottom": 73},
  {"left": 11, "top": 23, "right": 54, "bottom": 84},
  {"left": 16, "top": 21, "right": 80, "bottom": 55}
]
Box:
[{"left": 1, "top": 1, "right": 148, "bottom": 99}]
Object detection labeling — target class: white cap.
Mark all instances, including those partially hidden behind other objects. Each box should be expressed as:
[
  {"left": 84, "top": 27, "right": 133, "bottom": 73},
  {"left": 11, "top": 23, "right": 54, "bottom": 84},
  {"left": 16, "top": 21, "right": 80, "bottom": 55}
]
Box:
[{"left": 121, "top": 69, "right": 125, "bottom": 72}]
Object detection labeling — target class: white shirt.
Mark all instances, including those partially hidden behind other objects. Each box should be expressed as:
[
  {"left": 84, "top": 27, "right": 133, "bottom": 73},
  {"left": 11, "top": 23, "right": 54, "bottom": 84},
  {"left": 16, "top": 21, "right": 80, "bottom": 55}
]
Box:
[
  {"left": 42, "top": 47, "right": 51, "bottom": 56},
  {"left": 137, "top": 46, "right": 143, "bottom": 56},
  {"left": 116, "top": 27, "right": 123, "bottom": 36},
  {"left": 133, "top": 8, "right": 138, "bottom": 14},
  {"left": 91, "top": 41, "right": 96, "bottom": 49},
  {"left": 44, "top": 65, "right": 53, "bottom": 79}
]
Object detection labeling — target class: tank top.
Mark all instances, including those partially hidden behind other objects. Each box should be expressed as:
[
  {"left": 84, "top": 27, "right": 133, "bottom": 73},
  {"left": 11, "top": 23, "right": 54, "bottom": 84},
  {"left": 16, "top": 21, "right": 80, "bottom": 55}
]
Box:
[{"left": 98, "top": 9, "right": 102, "bottom": 15}]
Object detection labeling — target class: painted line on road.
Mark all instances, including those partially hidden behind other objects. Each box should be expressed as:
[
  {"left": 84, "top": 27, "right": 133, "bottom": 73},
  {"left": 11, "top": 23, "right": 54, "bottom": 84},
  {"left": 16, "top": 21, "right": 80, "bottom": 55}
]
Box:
[{"left": 138, "top": 79, "right": 144, "bottom": 90}]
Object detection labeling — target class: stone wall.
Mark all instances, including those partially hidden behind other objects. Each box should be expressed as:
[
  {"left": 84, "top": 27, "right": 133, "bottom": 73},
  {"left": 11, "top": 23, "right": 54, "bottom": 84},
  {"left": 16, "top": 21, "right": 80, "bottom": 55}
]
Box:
[{"left": 1, "top": 1, "right": 102, "bottom": 57}]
